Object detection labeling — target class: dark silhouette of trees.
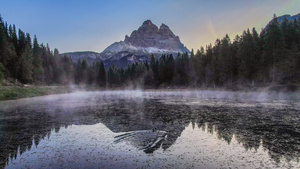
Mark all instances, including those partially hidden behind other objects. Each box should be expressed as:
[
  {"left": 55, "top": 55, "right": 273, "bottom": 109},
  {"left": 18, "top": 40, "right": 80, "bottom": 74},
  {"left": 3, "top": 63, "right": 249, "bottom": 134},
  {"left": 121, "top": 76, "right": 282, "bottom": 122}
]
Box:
[
  {"left": 32, "top": 35, "right": 44, "bottom": 82},
  {"left": 0, "top": 63, "right": 3, "bottom": 82},
  {"left": 97, "top": 61, "right": 106, "bottom": 86},
  {"left": 107, "top": 64, "right": 120, "bottom": 85}
]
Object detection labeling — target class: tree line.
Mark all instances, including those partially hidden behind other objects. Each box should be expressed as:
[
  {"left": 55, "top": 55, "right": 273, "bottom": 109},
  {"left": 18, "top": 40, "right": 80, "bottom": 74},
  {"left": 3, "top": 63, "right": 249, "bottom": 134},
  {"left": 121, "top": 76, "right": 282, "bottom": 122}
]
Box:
[
  {"left": 99, "top": 14, "right": 300, "bottom": 88},
  {"left": 0, "top": 14, "right": 300, "bottom": 88},
  {"left": 0, "top": 14, "right": 106, "bottom": 86}
]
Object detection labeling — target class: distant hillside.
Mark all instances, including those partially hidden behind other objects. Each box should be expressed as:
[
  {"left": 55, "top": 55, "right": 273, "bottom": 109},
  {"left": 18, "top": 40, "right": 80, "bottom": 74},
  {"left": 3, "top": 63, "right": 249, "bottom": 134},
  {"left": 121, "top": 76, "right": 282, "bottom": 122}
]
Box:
[
  {"left": 266, "top": 13, "right": 300, "bottom": 27},
  {"left": 62, "top": 51, "right": 102, "bottom": 66}
]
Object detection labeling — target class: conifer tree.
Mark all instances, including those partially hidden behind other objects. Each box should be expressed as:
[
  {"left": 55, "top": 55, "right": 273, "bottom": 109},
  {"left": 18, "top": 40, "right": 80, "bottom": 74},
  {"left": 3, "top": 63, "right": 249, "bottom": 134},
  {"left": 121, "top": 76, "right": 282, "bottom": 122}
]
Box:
[
  {"left": 75, "top": 59, "right": 82, "bottom": 84},
  {"left": 62, "top": 55, "right": 74, "bottom": 83},
  {"left": 107, "top": 64, "right": 120, "bottom": 85},
  {"left": 0, "top": 63, "right": 3, "bottom": 82},
  {"left": 19, "top": 44, "right": 33, "bottom": 83},
  {"left": 219, "top": 34, "right": 232, "bottom": 84},
  {"left": 97, "top": 61, "right": 106, "bottom": 86},
  {"left": 264, "top": 14, "right": 284, "bottom": 82},
  {"left": 81, "top": 58, "right": 89, "bottom": 84},
  {"left": 0, "top": 15, "right": 9, "bottom": 68},
  {"left": 150, "top": 54, "right": 159, "bottom": 84},
  {"left": 32, "top": 35, "right": 44, "bottom": 82}
]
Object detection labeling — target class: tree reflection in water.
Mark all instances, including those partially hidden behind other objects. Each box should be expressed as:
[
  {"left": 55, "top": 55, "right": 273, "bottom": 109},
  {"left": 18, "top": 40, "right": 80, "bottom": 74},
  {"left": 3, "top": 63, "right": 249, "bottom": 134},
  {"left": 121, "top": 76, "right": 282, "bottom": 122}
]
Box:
[{"left": 0, "top": 91, "right": 299, "bottom": 168}]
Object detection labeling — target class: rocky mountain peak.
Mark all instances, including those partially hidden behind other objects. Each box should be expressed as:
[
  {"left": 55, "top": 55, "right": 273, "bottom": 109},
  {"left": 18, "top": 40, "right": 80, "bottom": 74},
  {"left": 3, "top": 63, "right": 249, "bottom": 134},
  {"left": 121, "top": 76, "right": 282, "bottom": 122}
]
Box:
[
  {"left": 137, "top": 20, "right": 159, "bottom": 33},
  {"left": 122, "top": 20, "right": 188, "bottom": 52},
  {"left": 159, "top": 23, "right": 169, "bottom": 31},
  {"left": 143, "top": 20, "right": 153, "bottom": 26},
  {"left": 159, "top": 23, "right": 176, "bottom": 38}
]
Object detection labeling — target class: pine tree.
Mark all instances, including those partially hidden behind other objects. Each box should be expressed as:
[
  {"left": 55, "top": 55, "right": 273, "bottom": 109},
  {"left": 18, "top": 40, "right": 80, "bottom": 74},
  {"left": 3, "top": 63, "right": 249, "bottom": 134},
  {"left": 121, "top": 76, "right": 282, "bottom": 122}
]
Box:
[
  {"left": 201, "top": 45, "right": 212, "bottom": 86},
  {"left": 62, "top": 55, "right": 74, "bottom": 83},
  {"left": 52, "top": 48, "right": 67, "bottom": 84},
  {"left": 219, "top": 34, "right": 232, "bottom": 84},
  {"left": 280, "top": 16, "right": 293, "bottom": 49},
  {"left": 81, "top": 58, "right": 89, "bottom": 84},
  {"left": 4, "top": 24, "right": 19, "bottom": 79},
  {"left": 0, "top": 63, "right": 3, "bottom": 82},
  {"left": 165, "top": 54, "right": 174, "bottom": 83},
  {"left": 292, "top": 19, "right": 299, "bottom": 44},
  {"left": 211, "top": 39, "right": 221, "bottom": 87},
  {"left": 97, "top": 61, "right": 106, "bottom": 86},
  {"left": 19, "top": 44, "right": 33, "bottom": 83},
  {"left": 75, "top": 59, "right": 82, "bottom": 84},
  {"left": 17, "top": 29, "right": 26, "bottom": 57},
  {"left": 264, "top": 14, "right": 284, "bottom": 82},
  {"left": 238, "top": 29, "right": 257, "bottom": 83},
  {"left": 32, "top": 35, "right": 44, "bottom": 82},
  {"left": 231, "top": 35, "right": 240, "bottom": 82},
  {"left": 40, "top": 43, "right": 53, "bottom": 84},
  {"left": 174, "top": 52, "right": 189, "bottom": 86},
  {"left": 189, "top": 48, "right": 200, "bottom": 86},
  {"left": 25, "top": 33, "right": 31, "bottom": 49},
  {"left": 107, "top": 64, "right": 120, "bottom": 85},
  {"left": 9, "top": 25, "right": 18, "bottom": 51},
  {"left": 150, "top": 54, "right": 159, "bottom": 84},
  {"left": 144, "top": 60, "right": 149, "bottom": 70},
  {"left": 0, "top": 15, "right": 9, "bottom": 68}
]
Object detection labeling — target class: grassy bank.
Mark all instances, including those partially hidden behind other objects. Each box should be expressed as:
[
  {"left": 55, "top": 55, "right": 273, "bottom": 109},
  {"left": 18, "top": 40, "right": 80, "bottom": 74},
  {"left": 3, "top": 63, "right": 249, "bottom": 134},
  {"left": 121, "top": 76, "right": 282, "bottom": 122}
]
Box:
[{"left": 0, "top": 86, "right": 72, "bottom": 101}]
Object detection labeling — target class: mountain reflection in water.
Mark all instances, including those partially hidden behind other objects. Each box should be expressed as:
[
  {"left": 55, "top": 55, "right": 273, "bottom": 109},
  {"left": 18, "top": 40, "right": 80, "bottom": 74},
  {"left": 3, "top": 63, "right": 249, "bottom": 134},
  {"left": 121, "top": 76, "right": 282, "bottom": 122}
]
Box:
[
  {"left": 0, "top": 91, "right": 299, "bottom": 168},
  {"left": 114, "top": 129, "right": 167, "bottom": 153}
]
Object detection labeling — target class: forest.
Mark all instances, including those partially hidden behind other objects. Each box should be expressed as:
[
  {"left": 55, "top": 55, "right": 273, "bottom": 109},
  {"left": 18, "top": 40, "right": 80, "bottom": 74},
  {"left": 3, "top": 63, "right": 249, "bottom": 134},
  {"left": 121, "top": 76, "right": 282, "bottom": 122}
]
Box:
[{"left": 0, "top": 14, "right": 300, "bottom": 88}]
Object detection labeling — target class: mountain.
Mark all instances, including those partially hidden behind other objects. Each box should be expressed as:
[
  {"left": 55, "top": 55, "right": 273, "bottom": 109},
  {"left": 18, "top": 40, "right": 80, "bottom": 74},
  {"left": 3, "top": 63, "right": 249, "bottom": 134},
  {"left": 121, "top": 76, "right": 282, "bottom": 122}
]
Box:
[
  {"left": 62, "top": 51, "right": 102, "bottom": 65},
  {"left": 63, "top": 20, "right": 190, "bottom": 69},
  {"left": 102, "top": 20, "right": 189, "bottom": 56},
  {"left": 276, "top": 13, "right": 300, "bottom": 22},
  {"left": 266, "top": 13, "right": 300, "bottom": 27}
]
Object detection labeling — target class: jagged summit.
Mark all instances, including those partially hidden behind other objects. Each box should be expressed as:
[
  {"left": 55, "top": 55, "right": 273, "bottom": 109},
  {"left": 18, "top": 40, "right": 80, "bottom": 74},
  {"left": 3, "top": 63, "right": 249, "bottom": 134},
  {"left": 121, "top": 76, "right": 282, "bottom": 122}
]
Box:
[
  {"left": 143, "top": 20, "right": 154, "bottom": 26},
  {"left": 159, "top": 23, "right": 177, "bottom": 39},
  {"left": 159, "top": 23, "right": 171, "bottom": 32},
  {"left": 103, "top": 20, "right": 189, "bottom": 55}
]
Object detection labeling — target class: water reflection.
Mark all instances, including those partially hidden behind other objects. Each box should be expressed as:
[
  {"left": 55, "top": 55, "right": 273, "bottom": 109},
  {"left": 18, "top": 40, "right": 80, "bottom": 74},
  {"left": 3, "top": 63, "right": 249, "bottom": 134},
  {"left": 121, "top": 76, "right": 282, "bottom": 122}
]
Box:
[
  {"left": 0, "top": 91, "right": 299, "bottom": 168},
  {"left": 114, "top": 129, "right": 167, "bottom": 153}
]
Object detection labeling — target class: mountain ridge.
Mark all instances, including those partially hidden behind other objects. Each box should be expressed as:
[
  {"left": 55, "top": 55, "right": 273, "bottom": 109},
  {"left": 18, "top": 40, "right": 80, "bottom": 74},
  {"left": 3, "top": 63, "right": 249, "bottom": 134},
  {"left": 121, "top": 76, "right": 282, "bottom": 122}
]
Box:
[
  {"left": 276, "top": 13, "right": 300, "bottom": 22},
  {"left": 266, "top": 13, "right": 300, "bottom": 27}
]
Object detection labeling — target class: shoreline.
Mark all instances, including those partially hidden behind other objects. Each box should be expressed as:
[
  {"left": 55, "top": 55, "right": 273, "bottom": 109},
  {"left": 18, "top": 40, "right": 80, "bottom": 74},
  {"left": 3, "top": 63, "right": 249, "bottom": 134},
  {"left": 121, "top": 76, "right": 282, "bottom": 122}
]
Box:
[
  {"left": 0, "top": 86, "right": 73, "bottom": 101},
  {"left": 0, "top": 84, "right": 299, "bottom": 101}
]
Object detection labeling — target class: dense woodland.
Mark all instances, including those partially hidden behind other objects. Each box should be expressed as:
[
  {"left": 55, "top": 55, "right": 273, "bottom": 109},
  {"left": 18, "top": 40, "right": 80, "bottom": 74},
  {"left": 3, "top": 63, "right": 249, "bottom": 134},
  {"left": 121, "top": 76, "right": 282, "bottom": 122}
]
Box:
[{"left": 0, "top": 14, "right": 300, "bottom": 88}]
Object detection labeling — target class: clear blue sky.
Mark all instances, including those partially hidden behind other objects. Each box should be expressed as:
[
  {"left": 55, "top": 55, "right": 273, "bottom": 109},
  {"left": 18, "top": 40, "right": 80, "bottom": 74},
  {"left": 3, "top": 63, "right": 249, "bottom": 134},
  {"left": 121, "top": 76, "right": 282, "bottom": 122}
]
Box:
[{"left": 0, "top": 0, "right": 299, "bottom": 53}]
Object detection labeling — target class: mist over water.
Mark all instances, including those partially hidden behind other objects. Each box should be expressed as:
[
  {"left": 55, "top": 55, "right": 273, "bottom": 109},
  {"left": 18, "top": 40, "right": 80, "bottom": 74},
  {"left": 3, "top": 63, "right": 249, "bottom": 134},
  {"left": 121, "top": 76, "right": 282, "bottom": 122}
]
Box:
[{"left": 0, "top": 90, "right": 299, "bottom": 168}]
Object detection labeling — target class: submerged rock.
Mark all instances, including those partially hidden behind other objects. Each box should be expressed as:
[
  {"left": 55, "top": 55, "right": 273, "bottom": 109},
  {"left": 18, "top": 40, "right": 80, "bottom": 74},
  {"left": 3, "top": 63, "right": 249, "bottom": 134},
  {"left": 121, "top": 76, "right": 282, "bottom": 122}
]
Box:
[{"left": 114, "top": 129, "right": 167, "bottom": 153}]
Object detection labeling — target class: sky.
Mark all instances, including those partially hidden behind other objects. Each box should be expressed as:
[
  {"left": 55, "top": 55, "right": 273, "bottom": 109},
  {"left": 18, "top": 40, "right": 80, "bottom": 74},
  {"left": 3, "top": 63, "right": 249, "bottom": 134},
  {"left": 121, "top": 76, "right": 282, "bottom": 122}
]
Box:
[{"left": 0, "top": 0, "right": 299, "bottom": 53}]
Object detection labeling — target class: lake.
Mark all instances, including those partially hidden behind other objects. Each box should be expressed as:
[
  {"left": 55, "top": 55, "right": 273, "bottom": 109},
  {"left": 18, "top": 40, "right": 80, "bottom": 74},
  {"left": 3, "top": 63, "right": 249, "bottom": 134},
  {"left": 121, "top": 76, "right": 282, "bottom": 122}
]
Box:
[{"left": 0, "top": 90, "right": 299, "bottom": 168}]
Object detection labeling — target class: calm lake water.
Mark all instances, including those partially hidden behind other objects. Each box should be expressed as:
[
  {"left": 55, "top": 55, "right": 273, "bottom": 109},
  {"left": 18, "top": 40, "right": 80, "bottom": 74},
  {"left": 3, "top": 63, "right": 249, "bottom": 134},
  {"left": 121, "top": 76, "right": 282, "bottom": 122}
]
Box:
[{"left": 0, "top": 90, "right": 299, "bottom": 169}]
